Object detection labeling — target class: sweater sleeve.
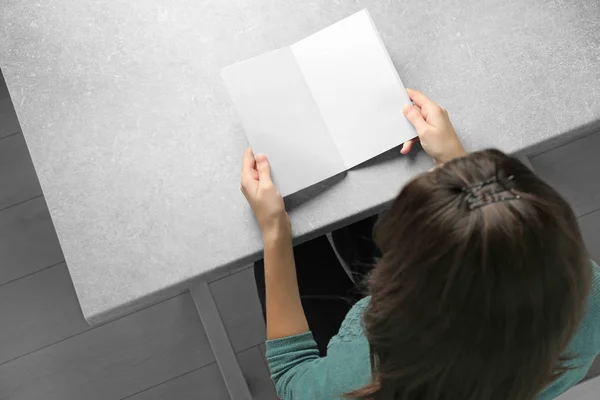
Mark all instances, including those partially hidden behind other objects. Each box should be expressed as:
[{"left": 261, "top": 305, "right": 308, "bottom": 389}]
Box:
[
  {"left": 266, "top": 332, "right": 369, "bottom": 400},
  {"left": 266, "top": 332, "right": 321, "bottom": 399},
  {"left": 265, "top": 298, "right": 372, "bottom": 400},
  {"left": 589, "top": 260, "right": 600, "bottom": 351}
]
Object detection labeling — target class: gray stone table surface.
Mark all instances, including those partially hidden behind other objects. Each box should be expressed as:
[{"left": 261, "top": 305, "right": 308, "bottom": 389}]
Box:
[{"left": 1, "top": 0, "right": 599, "bottom": 323}]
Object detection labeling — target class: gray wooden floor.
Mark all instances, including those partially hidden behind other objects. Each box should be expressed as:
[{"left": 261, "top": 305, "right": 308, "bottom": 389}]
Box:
[
  {"left": 0, "top": 68, "right": 276, "bottom": 399},
  {"left": 1, "top": 67, "right": 600, "bottom": 399}
]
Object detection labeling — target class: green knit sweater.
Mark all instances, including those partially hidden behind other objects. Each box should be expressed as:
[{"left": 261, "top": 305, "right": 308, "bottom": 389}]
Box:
[{"left": 266, "top": 262, "right": 600, "bottom": 399}]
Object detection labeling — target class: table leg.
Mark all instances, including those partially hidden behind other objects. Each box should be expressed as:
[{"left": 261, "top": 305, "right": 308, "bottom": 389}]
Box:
[{"left": 190, "top": 281, "right": 253, "bottom": 400}]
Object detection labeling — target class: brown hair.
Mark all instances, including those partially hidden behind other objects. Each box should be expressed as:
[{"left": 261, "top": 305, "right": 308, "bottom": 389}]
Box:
[{"left": 347, "top": 149, "right": 591, "bottom": 400}]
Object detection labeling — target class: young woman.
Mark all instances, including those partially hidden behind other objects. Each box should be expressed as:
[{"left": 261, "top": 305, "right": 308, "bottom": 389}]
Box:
[{"left": 240, "top": 89, "right": 600, "bottom": 400}]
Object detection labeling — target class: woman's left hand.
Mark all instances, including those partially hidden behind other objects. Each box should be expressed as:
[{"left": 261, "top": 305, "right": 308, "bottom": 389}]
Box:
[
  {"left": 240, "top": 148, "right": 290, "bottom": 239},
  {"left": 399, "top": 103, "right": 421, "bottom": 155}
]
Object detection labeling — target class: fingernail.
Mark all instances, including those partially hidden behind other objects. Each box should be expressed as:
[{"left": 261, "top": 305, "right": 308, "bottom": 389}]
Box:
[
  {"left": 255, "top": 153, "right": 267, "bottom": 164},
  {"left": 403, "top": 104, "right": 413, "bottom": 115}
]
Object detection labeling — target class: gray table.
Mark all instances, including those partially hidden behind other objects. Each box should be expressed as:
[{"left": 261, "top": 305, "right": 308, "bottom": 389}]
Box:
[{"left": 1, "top": 0, "right": 599, "bottom": 324}]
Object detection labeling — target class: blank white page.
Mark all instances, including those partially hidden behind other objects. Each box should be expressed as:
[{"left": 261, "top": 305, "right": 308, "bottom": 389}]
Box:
[
  {"left": 221, "top": 48, "right": 346, "bottom": 197},
  {"left": 291, "top": 9, "right": 416, "bottom": 168}
]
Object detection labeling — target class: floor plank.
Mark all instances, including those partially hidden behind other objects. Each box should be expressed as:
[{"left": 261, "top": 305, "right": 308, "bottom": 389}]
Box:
[
  {"left": 229, "top": 262, "right": 253, "bottom": 275},
  {"left": 0, "top": 196, "right": 64, "bottom": 285},
  {"left": 529, "top": 132, "right": 600, "bottom": 217},
  {"left": 0, "top": 293, "right": 214, "bottom": 400},
  {"left": 259, "top": 342, "right": 268, "bottom": 367},
  {"left": 0, "top": 69, "right": 21, "bottom": 139},
  {"left": 125, "top": 363, "right": 229, "bottom": 400},
  {"left": 0, "top": 133, "right": 42, "bottom": 210},
  {"left": 125, "top": 346, "right": 277, "bottom": 400},
  {"left": 191, "top": 281, "right": 252, "bottom": 399},
  {"left": 0, "top": 264, "right": 88, "bottom": 365},
  {"left": 237, "top": 346, "right": 278, "bottom": 400},
  {"left": 579, "top": 209, "right": 600, "bottom": 264},
  {"left": 210, "top": 268, "right": 266, "bottom": 353}
]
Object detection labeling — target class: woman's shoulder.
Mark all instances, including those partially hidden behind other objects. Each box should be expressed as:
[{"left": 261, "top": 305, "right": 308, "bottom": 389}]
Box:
[
  {"left": 585, "top": 260, "right": 600, "bottom": 327},
  {"left": 327, "top": 297, "right": 371, "bottom": 348},
  {"left": 589, "top": 260, "right": 600, "bottom": 300},
  {"left": 571, "top": 261, "right": 600, "bottom": 353}
]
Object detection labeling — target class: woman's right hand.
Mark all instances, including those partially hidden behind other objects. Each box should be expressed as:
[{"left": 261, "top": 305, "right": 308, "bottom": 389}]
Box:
[
  {"left": 401, "top": 89, "right": 466, "bottom": 164},
  {"left": 240, "top": 148, "right": 290, "bottom": 241}
]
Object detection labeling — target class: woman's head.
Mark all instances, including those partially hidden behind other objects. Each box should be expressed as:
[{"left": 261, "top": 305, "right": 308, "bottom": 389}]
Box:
[{"left": 349, "top": 149, "right": 591, "bottom": 400}]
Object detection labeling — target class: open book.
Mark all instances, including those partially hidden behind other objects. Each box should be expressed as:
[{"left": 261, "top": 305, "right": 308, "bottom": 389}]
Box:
[{"left": 222, "top": 9, "right": 416, "bottom": 196}]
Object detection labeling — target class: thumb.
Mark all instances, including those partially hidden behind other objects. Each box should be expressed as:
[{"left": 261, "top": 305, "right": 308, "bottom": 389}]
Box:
[
  {"left": 255, "top": 154, "right": 273, "bottom": 185},
  {"left": 403, "top": 104, "right": 429, "bottom": 133}
]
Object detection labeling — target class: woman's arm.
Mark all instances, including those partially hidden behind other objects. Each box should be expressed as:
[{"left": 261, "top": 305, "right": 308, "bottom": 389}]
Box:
[
  {"left": 263, "top": 223, "right": 309, "bottom": 339},
  {"left": 240, "top": 148, "right": 309, "bottom": 339},
  {"left": 400, "top": 88, "right": 466, "bottom": 164}
]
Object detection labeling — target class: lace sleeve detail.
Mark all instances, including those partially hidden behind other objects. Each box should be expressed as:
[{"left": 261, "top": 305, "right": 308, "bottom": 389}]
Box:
[{"left": 327, "top": 296, "right": 370, "bottom": 348}]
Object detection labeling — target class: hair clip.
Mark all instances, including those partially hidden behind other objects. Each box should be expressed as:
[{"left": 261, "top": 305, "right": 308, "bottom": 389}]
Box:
[
  {"left": 466, "top": 191, "right": 521, "bottom": 210},
  {"left": 462, "top": 175, "right": 514, "bottom": 192},
  {"left": 462, "top": 175, "right": 520, "bottom": 210}
]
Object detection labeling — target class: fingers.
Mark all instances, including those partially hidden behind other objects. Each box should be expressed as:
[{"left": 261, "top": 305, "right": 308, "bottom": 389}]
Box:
[
  {"left": 406, "top": 89, "right": 444, "bottom": 118},
  {"left": 406, "top": 89, "right": 431, "bottom": 107},
  {"left": 406, "top": 88, "right": 436, "bottom": 108},
  {"left": 241, "top": 148, "right": 258, "bottom": 193},
  {"left": 255, "top": 154, "right": 273, "bottom": 186},
  {"left": 400, "top": 137, "right": 418, "bottom": 154},
  {"left": 241, "top": 149, "right": 274, "bottom": 196},
  {"left": 403, "top": 104, "right": 429, "bottom": 133},
  {"left": 242, "top": 148, "right": 255, "bottom": 176}
]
